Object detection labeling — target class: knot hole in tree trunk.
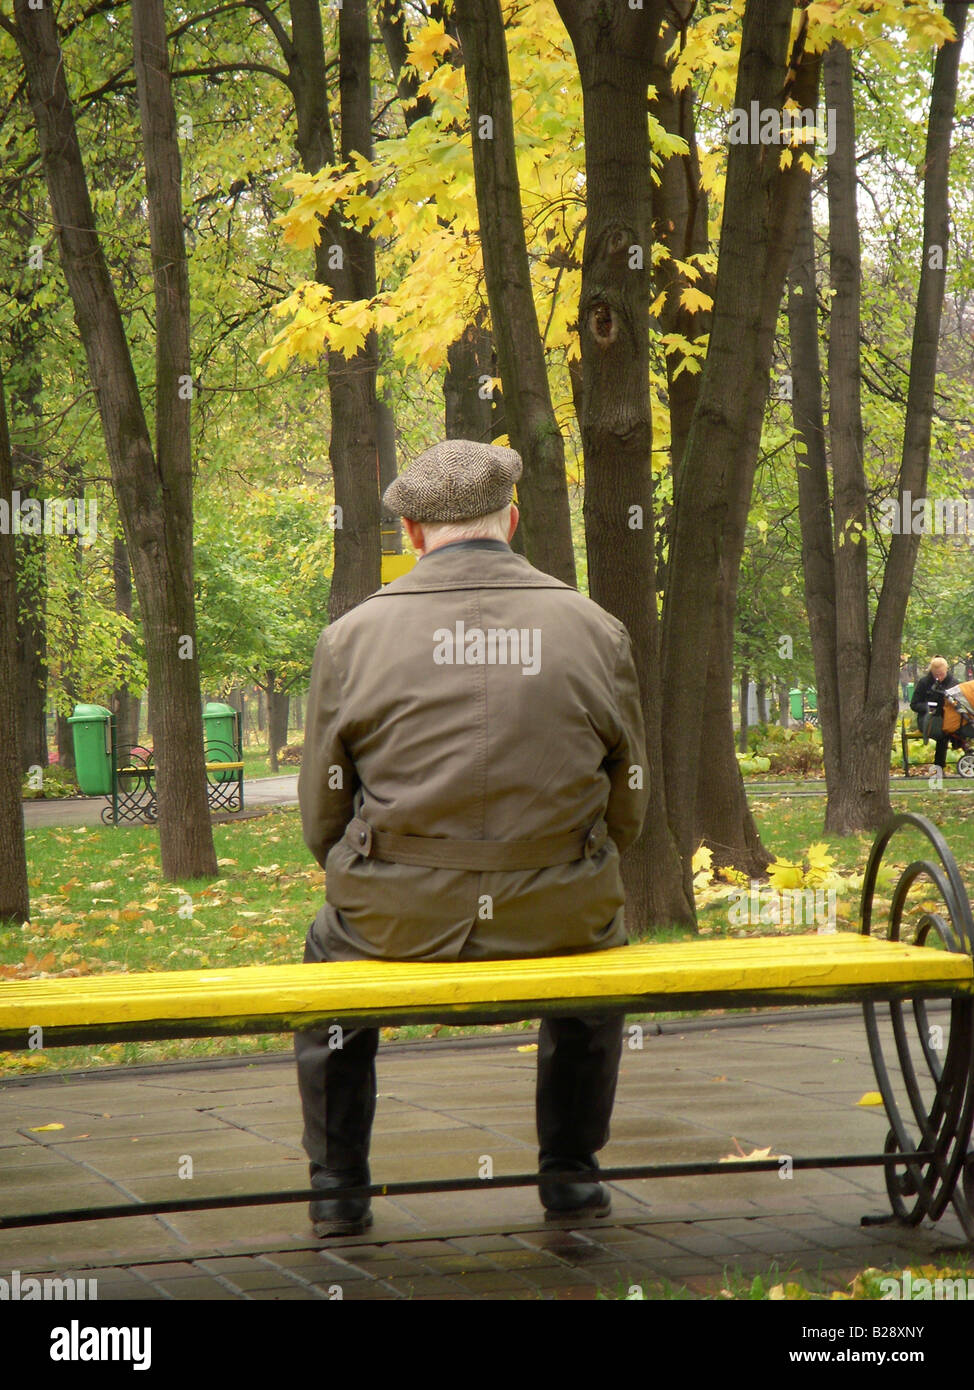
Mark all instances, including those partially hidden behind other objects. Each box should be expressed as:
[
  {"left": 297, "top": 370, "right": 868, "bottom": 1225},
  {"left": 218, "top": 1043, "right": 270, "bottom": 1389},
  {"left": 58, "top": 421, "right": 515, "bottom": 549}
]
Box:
[{"left": 589, "top": 302, "right": 618, "bottom": 347}]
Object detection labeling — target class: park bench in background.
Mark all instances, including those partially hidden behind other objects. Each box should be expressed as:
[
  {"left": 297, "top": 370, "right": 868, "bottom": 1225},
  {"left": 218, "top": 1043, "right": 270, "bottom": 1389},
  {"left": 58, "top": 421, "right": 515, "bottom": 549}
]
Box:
[
  {"left": 899, "top": 717, "right": 974, "bottom": 778},
  {"left": 2, "top": 813, "right": 973, "bottom": 1240},
  {"left": 67, "top": 701, "right": 245, "bottom": 824}
]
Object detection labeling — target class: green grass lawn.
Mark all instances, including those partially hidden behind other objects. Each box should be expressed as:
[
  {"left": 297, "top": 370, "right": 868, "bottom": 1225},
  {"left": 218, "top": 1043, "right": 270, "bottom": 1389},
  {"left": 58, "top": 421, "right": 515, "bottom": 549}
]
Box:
[
  {"left": 3, "top": 790, "right": 973, "bottom": 1077},
  {"left": 239, "top": 747, "right": 300, "bottom": 779}
]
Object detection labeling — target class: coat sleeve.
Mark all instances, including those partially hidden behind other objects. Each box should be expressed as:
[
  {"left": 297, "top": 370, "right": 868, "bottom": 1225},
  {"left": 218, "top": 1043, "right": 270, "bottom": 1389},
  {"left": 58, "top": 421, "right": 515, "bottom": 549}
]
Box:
[
  {"left": 603, "top": 628, "right": 650, "bottom": 854},
  {"left": 910, "top": 677, "right": 929, "bottom": 715},
  {"left": 298, "top": 629, "right": 359, "bottom": 869}
]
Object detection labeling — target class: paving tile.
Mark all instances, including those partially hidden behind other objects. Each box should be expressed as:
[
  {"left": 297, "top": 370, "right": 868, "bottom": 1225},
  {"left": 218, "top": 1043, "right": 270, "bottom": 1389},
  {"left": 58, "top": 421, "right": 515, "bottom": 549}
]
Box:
[
  {"left": 446, "top": 1234, "right": 522, "bottom": 1254},
  {"left": 443, "top": 1270, "right": 535, "bottom": 1294},
  {"left": 144, "top": 1276, "right": 244, "bottom": 1298}
]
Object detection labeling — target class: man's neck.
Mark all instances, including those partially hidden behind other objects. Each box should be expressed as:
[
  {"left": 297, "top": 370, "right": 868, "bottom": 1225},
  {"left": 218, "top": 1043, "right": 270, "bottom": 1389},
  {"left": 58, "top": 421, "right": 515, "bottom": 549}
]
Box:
[{"left": 419, "top": 538, "right": 512, "bottom": 559}]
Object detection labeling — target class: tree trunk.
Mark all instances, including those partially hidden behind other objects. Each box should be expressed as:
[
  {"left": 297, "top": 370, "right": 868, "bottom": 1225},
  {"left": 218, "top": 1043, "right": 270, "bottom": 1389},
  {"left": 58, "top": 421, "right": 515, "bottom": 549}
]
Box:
[
  {"left": 376, "top": 0, "right": 435, "bottom": 126},
  {"left": 777, "top": 681, "right": 789, "bottom": 727},
  {"left": 288, "top": 0, "right": 381, "bottom": 621},
  {"left": 553, "top": 0, "right": 692, "bottom": 928},
  {"left": 14, "top": 0, "right": 218, "bottom": 879},
  {"left": 823, "top": 41, "right": 872, "bottom": 827},
  {"left": 445, "top": 319, "right": 494, "bottom": 442},
  {"left": 756, "top": 680, "right": 768, "bottom": 724},
  {"left": 788, "top": 178, "right": 841, "bottom": 794},
  {"left": 377, "top": 399, "right": 401, "bottom": 557},
  {"left": 55, "top": 459, "right": 83, "bottom": 773},
  {"left": 112, "top": 533, "right": 141, "bottom": 750},
  {"left": 660, "top": 0, "right": 821, "bottom": 872},
  {"left": 0, "top": 359, "right": 30, "bottom": 922},
  {"left": 378, "top": 0, "right": 494, "bottom": 457},
  {"left": 267, "top": 673, "right": 290, "bottom": 773},
  {"left": 649, "top": 6, "right": 713, "bottom": 495},
  {"left": 329, "top": 0, "right": 381, "bottom": 618},
  {"left": 738, "top": 669, "right": 749, "bottom": 753},
  {"left": 9, "top": 334, "right": 48, "bottom": 774},
  {"left": 453, "top": 0, "right": 577, "bottom": 588}
]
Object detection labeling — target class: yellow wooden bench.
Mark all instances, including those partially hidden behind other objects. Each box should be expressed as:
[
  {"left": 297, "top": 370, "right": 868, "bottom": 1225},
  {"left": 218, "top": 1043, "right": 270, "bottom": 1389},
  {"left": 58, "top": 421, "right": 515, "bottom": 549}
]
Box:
[
  {"left": 0, "top": 933, "right": 969, "bottom": 1046},
  {"left": 2, "top": 812, "right": 974, "bottom": 1239}
]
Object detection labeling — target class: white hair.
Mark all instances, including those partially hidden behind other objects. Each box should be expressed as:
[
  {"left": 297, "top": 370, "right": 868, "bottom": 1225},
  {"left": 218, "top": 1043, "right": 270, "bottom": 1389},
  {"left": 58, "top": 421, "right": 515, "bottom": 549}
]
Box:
[{"left": 420, "top": 504, "right": 511, "bottom": 547}]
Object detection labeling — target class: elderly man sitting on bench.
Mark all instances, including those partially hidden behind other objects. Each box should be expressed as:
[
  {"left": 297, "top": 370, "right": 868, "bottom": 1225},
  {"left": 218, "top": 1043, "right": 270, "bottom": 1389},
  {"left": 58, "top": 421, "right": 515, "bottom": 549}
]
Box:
[{"left": 295, "top": 439, "right": 649, "bottom": 1236}]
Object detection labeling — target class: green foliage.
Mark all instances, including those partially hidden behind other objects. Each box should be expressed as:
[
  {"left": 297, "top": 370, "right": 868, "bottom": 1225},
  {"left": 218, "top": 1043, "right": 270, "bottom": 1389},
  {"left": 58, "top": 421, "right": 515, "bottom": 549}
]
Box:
[
  {"left": 194, "top": 486, "right": 332, "bottom": 694},
  {"left": 20, "top": 764, "right": 79, "bottom": 800}
]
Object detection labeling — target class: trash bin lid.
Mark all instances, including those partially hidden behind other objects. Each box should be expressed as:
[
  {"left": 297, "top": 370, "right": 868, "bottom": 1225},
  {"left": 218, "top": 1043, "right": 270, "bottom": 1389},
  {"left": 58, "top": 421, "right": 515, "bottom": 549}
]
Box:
[
  {"left": 67, "top": 703, "right": 112, "bottom": 723},
  {"left": 203, "top": 702, "right": 236, "bottom": 717}
]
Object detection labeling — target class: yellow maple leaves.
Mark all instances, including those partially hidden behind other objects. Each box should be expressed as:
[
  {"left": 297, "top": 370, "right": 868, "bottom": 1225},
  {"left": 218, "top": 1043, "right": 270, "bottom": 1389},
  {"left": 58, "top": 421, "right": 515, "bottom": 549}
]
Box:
[
  {"left": 767, "top": 842, "right": 839, "bottom": 892},
  {"left": 405, "top": 20, "right": 457, "bottom": 79},
  {"left": 679, "top": 286, "right": 715, "bottom": 316}
]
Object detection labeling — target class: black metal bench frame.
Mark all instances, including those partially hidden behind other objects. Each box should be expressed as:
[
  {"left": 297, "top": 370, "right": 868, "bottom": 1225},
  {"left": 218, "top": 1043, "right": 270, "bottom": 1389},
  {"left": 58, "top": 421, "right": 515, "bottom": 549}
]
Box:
[{"left": 99, "top": 712, "right": 245, "bottom": 825}]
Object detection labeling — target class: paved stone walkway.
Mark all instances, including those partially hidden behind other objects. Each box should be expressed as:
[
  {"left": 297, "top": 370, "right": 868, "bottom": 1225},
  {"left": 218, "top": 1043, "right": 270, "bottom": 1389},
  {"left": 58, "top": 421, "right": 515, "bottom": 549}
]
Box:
[
  {"left": 1, "top": 1010, "right": 968, "bottom": 1300},
  {"left": 21, "top": 775, "right": 299, "bottom": 829}
]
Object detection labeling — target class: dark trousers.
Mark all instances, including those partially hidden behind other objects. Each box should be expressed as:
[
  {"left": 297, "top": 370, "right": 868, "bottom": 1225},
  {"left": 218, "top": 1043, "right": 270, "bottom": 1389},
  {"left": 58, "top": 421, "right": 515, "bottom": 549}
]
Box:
[{"left": 294, "top": 934, "right": 625, "bottom": 1174}]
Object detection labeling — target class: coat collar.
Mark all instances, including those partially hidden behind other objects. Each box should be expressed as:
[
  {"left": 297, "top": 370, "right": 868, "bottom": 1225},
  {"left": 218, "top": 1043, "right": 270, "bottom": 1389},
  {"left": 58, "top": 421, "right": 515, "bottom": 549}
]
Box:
[{"left": 370, "top": 541, "right": 572, "bottom": 597}]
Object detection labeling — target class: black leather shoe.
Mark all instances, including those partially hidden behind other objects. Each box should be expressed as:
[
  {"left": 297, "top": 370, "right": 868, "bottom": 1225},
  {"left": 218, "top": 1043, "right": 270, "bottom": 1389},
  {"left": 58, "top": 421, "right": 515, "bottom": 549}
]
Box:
[
  {"left": 538, "top": 1158, "right": 611, "bottom": 1220},
  {"left": 309, "top": 1167, "right": 373, "bottom": 1237}
]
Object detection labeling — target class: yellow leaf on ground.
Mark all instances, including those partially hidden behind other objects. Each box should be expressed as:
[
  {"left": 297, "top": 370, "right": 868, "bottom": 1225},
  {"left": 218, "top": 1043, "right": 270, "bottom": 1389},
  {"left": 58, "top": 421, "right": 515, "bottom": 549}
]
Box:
[
  {"left": 857, "top": 1091, "right": 884, "bottom": 1107},
  {"left": 517, "top": 1044, "right": 539, "bottom": 1053},
  {"left": 768, "top": 859, "right": 804, "bottom": 889},
  {"left": 719, "top": 1138, "right": 775, "bottom": 1163},
  {"left": 28, "top": 1123, "right": 64, "bottom": 1132},
  {"left": 691, "top": 844, "right": 713, "bottom": 875}
]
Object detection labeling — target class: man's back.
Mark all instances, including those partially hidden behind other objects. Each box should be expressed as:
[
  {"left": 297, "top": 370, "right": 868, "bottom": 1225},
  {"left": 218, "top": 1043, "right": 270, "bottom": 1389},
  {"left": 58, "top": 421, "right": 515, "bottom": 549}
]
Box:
[{"left": 299, "top": 541, "right": 648, "bottom": 962}]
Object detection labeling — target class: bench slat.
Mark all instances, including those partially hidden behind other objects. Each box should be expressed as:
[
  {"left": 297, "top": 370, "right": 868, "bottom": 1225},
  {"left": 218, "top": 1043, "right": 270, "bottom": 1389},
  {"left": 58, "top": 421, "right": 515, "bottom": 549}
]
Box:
[{"left": 0, "top": 935, "right": 969, "bottom": 1047}]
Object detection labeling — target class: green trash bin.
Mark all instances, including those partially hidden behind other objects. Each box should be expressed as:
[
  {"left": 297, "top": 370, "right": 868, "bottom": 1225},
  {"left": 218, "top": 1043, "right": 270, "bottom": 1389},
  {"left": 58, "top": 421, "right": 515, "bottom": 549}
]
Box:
[
  {"left": 203, "top": 702, "right": 239, "bottom": 783},
  {"left": 906, "top": 682, "right": 915, "bottom": 703},
  {"left": 789, "top": 688, "right": 804, "bottom": 722},
  {"left": 805, "top": 688, "right": 818, "bottom": 713},
  {"left": 67, "top": 704, "right": 114, "bottom": 796}
]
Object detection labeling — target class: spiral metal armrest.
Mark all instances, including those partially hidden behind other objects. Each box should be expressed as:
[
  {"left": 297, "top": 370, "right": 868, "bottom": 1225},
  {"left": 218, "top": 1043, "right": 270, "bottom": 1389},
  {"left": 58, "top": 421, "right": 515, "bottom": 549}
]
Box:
[
  {"left": 859, "top": 813, "right": 974, "bottom": 1236},
  {"left": 102, "top": 746, "right": 157, "bottom": 825}
]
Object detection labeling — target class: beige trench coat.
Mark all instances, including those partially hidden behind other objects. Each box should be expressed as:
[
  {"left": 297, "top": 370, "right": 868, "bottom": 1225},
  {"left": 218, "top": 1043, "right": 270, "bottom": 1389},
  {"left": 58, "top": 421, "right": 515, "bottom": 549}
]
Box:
[{"left": 298, "top": 541, "right": 649, "bottom": 962}]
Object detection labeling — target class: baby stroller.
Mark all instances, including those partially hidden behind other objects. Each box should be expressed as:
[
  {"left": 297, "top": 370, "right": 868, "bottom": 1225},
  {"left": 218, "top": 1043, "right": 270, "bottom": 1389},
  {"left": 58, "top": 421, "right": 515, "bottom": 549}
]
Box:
[{"left": 942, "top": 682, "right": 974, "bottom": 777}]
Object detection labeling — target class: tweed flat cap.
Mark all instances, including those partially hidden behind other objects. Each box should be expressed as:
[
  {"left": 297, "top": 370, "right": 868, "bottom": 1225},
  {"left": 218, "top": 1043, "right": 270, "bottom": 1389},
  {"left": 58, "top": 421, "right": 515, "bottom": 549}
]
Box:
[{"left": 383, "top": 439, "right": 522, "bottom": 522}]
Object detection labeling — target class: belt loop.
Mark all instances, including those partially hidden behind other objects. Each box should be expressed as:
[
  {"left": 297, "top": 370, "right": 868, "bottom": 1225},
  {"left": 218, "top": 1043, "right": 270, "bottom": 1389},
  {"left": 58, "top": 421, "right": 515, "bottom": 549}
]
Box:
[{"left": 348, "top": 817, "right": 373, "bottom": 858}]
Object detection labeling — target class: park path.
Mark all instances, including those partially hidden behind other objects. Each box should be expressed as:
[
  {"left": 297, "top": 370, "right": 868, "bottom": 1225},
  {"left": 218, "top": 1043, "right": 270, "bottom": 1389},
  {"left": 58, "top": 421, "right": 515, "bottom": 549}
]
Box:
[
  {"left": 22, "top": 774, "right": 974, "bottom": 828},
  {"left": 0, "top": 1008, "right": 965, "bottom": 1300},
  {"left": 20, "top": 775, "right": 299, "bottom": 830}
]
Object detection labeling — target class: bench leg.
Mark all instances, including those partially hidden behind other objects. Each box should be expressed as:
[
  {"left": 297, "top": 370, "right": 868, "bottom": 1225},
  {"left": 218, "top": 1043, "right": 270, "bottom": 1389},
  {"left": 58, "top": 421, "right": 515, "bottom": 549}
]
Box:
[{"left": 860, "top": 813, "right": 974, "bottom": 1239}]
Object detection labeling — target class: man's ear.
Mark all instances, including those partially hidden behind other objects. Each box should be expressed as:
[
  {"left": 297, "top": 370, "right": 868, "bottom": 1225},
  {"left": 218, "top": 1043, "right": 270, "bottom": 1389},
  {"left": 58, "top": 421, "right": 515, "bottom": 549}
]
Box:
[
  {"left": 403, "top": 517, "right": 425, "bottom": 554},
  {"left": 507, "top": 504, "right": 520, "bottom": 542}
]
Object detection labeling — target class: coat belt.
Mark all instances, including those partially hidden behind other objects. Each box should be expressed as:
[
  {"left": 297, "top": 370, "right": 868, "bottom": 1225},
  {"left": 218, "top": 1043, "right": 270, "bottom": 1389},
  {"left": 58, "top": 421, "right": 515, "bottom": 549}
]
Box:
[{"left": 343, "top": 816, "right": 609, "bottom": 870}]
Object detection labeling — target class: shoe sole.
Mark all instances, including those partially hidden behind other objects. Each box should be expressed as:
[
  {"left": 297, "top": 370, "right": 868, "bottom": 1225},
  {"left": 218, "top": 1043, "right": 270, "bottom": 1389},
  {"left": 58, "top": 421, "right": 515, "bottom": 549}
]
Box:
[
  {"left": 543, "top": 1202, "right": 612, "bottom": 1223},
  {"left": 312, "top": 1211, "right": 374, "bottom": 1238}
]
